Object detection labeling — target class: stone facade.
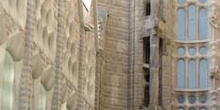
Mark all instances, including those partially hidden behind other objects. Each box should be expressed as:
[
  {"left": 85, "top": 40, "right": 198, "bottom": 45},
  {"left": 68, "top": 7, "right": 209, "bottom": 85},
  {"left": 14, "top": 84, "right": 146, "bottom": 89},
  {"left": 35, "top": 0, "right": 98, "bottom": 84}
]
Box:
[
  {"left": 0, "top": 0, "right": 220, "bottom": 110},
  {"left": 0, "top": 0, "right": 96, "bottom": 110}
]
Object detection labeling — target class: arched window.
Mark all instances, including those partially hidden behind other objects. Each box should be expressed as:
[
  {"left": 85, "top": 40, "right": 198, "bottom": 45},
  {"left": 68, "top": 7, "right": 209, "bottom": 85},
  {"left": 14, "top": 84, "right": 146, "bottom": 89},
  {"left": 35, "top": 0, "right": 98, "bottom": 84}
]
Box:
[
  {"left": 199, "top": 8, "right": 208, "bottom": 40},
  {"left": 177, "top": 9, "right": 185, "bottom": 41},
  {"left": 175, "top": 0, "right": 209, "bottom": 109},
  {"left": 199, "top": 0, "right": 207, "bottom": 4},
  {"left": 1, "top": 52, "right": 14, "bottom": 110},
  {"left": 177, "top": 5, "right": 208, "bottom": 41},
  {"left": 188, "top": 60, "right": 196, "bottom": 89},
  {"left": 176, "top": 1, "right": 209, "bottom": 90},
  {"left": 146, "top": 0, "right": 151, "bottom": 16},
  {"left": 178, "top": 0, "right": 185, "bottom": 4},
  {"left": 177, "top": 59, "right": 185, "bottom": 89},
  {"left": 199, "top": 59, "right": 208, "bottom": 89},
  {"left": 188, "top": 5, "right": 196, "bottom": 41}
]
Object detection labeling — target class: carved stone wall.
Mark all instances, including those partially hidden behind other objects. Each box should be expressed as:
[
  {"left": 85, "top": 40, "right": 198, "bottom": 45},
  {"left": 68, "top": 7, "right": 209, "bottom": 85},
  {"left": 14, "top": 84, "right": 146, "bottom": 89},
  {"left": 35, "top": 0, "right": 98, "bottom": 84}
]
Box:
[
  {"left": 97, "top": 0, "right": 131, "bottom": 110},
  {"left": 2, "top": 0, "right": 220, "bottom": 110},
  {"left": 0, "top": 0, "right": 97, "bottom": 110}
]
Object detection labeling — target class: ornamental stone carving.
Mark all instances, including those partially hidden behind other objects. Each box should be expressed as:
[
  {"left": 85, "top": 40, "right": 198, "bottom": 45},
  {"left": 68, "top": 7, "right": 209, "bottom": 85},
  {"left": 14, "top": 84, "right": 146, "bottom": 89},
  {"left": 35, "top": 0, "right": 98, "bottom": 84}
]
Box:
[{"left": 209, "top": 1, "right": 220, "bottom": 28}]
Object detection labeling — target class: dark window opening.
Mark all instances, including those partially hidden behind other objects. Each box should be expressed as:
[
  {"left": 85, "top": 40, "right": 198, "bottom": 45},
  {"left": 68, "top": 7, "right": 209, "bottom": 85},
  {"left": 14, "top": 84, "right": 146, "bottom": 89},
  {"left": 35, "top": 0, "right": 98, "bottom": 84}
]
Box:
[
  {"left": 159, "top": 38, "right": 163, "bottom": 106},
  {"left": 145, "top": 68, "right": 150, "bottom": 83},
  {"left": 146, "top": 1, "right": 151, "bottom": 16},
  {"left": 143, "top": 37, "right": 150, "bottom": 64},
  {"left": 144, "top": 68, "right": 150, "bottom": 107},
  {"left": 143, "top": 37, "right": 150, "bottom": 107}
]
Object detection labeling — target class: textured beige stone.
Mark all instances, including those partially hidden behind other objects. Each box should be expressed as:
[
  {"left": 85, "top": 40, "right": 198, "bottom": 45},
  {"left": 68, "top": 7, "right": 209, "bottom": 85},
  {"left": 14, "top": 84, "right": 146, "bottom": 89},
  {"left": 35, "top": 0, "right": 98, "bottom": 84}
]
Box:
[{"left": 0, "top": 0, "right": 220, "bottom": 110}]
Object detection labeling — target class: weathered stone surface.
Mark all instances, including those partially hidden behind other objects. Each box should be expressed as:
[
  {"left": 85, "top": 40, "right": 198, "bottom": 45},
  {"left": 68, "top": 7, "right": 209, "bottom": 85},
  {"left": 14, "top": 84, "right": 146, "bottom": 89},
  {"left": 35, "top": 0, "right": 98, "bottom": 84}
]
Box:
[{"left": 0, "top": 0, "right": 219, "bottom": 110}]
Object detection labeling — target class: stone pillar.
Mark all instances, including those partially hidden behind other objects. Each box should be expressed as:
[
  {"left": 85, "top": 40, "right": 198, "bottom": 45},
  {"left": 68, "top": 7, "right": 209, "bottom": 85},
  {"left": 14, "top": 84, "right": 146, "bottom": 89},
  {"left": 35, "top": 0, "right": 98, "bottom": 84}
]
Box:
[
  {"left": 77, "top": 0, "right": 86, "bottom": 109},
  {"left": 51, "top": 0, "right": 65, "bottom": 110},
  {"left": 150, "top": 0, "right": 160, "bottom": 18},
  {"left": 149, "top": 0, "right": 161, "bottom": 108},
  {"left": 149, "top": 27, "right": 160, "bottom": 108},
  {"left": 18, "top": 0, "right": 35, "bottom": 110}
]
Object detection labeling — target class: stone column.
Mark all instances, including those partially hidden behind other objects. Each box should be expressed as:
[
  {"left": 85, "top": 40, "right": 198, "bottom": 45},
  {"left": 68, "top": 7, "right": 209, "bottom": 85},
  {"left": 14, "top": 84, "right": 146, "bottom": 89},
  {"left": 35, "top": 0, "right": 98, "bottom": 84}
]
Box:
[
  {"left": 77, "top": 0, "right": 86, "bottom": 109},
  {"left": 150, "top": 0, "right": 160, "bottom": 18},
  {"left": 149, "top": 0, "right": 161, "bottom": 109},
  {"left": 18, "top": 0, "right": 35, "bottom": 110},
  {"left": 149, "top": 27, "right": 160, "bottom": 108},
  {"left": 51, "top": 0, "right": 65, "bottom": 110}
]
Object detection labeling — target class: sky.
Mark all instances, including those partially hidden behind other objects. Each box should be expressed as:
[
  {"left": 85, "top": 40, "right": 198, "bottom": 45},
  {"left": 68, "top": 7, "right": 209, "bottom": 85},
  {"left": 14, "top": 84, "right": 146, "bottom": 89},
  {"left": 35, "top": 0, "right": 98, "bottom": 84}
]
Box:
[{"left": 83, "top": 0, "right": 92, "bottom": 11}]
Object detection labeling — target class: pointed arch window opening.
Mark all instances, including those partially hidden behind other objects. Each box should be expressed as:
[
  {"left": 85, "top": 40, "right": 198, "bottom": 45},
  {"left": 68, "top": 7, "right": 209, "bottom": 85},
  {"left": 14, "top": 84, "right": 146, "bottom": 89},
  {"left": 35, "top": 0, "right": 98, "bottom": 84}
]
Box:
[
  {"left": 176, "top": 1, "right": 209, "bottom": 90},
  {"left": 143, "top": 37, "right": 150, "bottom": 107},
  {"left": 177, "top": 6, "right": 208, "bottom": 41},
  {"left": 146, "top": 0, "right": 151, "bottom": 16},
  {"left": 175, "top": 1, "right": 209, "bottom": 109},
  {"left": 188, "top": 5, "right": 196, "bottom": 41}
]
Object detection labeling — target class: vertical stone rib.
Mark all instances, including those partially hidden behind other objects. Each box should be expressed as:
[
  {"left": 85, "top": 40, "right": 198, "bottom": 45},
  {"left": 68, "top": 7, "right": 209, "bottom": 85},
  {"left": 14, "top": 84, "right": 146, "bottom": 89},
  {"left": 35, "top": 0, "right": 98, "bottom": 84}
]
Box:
[
  {"left": 149, "top": 0, "right": 160, "bottom": 108},
  {"left": 208, "top": 1, "right": 219, "bottom": 110},
  {"left": 128, "top": 0, "right": 135, "bottom": 109},
  {"left": 149, "top": 33, "right": 159, "bottom": 108},
  {"left": 76, "top": 0, "right": 86, "bottom": 109},
  {"left": 51, "top": 0, "right": 65, "bottom": 110},
  {"left": 76, "top": 23, "right": 85, "bottom": 110},
  {"left": 18, "top": 0, "right": 35, "bottom": 110}
]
